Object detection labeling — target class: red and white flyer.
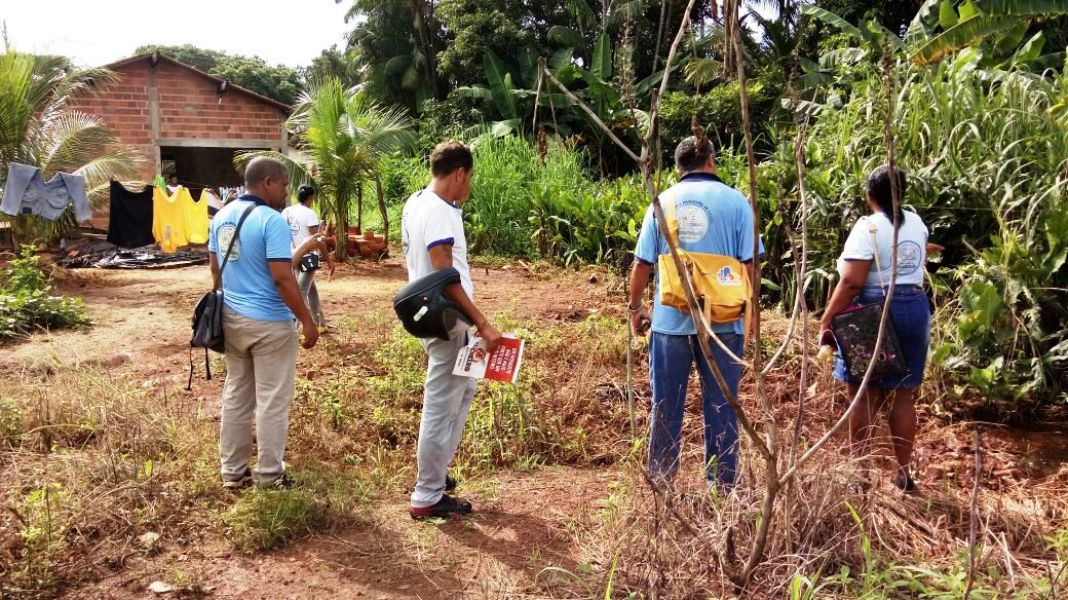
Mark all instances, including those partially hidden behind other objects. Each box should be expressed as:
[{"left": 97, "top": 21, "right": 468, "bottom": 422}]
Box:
[{"left": 452, "top": 333, "right": 525, "bottom": 384}]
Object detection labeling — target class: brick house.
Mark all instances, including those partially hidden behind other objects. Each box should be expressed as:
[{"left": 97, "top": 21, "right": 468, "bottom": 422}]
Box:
[{"left": 71, "top": 52, "right": 291, "bottom": 216}]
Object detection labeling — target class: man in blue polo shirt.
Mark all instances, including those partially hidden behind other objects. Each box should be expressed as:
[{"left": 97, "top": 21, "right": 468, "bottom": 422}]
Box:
[
  {"left": 208, "top": 157, "right": 319, "bottom": 490},
  {"left": 628, "top": 136, "right": 761, "bottom": 489}
]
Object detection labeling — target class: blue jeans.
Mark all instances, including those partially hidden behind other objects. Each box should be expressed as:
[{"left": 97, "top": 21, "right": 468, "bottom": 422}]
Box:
[{"left": 648, "top": 331, "right": 743, "bottom": 488}]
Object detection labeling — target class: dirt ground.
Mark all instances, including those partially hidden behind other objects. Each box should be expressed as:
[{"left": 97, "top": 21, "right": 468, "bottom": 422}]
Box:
[
  {"left": 3, "top": 258, "right": 629, "bottom": 599},
  {"left": 4, "top": 258, "right": 1067, "bottom": 599}
]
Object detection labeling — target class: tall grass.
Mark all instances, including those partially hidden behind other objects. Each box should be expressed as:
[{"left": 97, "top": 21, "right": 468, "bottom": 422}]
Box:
[{"left": 372, "top": 137, "right": 656, "bottom": 267}]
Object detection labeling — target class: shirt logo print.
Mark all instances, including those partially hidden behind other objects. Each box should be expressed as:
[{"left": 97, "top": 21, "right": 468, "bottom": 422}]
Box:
[{"left": 717, "top": 266, "right": 742, "bottom": 286}]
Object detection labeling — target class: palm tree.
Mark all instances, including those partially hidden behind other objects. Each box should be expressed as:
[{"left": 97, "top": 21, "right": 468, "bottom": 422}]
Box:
[
  {"left": 0, "top": 51, "right": 145, "bottom": 245},
  {"left": 241, "top": 78, "right": 414, "bottom": 260}
]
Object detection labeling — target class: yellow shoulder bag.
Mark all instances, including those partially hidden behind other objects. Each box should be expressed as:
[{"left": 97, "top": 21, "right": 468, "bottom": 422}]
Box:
[{"left": 657, "top": 190, "right": 752, "bottom": 328}]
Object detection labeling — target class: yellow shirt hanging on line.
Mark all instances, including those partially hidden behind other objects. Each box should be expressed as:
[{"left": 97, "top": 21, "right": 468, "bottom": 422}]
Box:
[
  {"left": 152, "top": 186, "right": 189, "bottom": 252},
  {"left": 184, "top": 189, "right": 210, "bottom": 245}
]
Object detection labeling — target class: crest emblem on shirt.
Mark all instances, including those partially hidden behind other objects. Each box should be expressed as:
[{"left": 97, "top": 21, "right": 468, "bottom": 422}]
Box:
[
  {"left": 217, "top": 224, "right": 241, "bottom": 261},
  {"left": 676, "top": 203, "right": 710, "bottom": 243},
  {"left": 896, "top": 241, "right": 922, "bottom": 276}
]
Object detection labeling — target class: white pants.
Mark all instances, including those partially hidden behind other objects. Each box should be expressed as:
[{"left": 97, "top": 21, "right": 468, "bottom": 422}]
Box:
[
  {"left": 410, "top": 335, "right": 478, "bottom": 508},
  {"left": 219, "top": 307, "right": 298, "bottom": 484}
]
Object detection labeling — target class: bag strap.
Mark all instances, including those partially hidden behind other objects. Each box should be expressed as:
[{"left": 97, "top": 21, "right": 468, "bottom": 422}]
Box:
[
  {"left": 186, "top": 346, "right": 213, "bottom": 392},
  {"left": 659, "top": 189, "right": 681, "bottom": 250},
  {"left": 865, "top": 216, "right": 889, "bottom": 291},
  {"left": 213, "top": 201, "right": 260, "bottom": 291}
]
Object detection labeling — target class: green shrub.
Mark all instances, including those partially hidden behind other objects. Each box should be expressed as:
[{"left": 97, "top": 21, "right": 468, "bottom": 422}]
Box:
[
  {"left": 1, "top": 245, "right": 89, "bottom": 340},
  {"left": 0, "top": 397, "right": 22, "bottom": 448},
  {"left": 12, "top": 483, "right": 70, "bottom": 590},
  {"left": 222, "top": 488, "right": 327, "bottom": 553}
]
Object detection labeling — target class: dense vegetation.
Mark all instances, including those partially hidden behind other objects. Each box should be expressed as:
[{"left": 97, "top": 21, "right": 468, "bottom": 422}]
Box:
[{"left": 352, "top": 0, "right": 1068, "bottom": 415}]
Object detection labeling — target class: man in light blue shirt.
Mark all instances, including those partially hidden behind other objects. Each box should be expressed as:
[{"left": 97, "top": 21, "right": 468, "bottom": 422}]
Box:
[
  {"left": 628, "top": 136, "right": 762, "bottom": 489},
  {"left": 208, "top": 157, "right": 319, "bottom": 490}
]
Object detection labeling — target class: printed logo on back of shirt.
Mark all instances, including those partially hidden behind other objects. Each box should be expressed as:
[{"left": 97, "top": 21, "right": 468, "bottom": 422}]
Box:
[
  {"left": 896, "top": 240, "right": 922, "bottom": 275},
  {"left": 676, "top": 202, "right": 711, "bottom": 243},
  {"left": 217, "top": 224, "right": 241, "bottom": 261}
]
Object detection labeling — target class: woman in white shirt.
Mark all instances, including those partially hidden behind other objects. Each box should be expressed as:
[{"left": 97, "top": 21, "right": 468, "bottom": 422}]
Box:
[
  {"left": 282, "top": 185, "right": 332, "bottom": 331},
  {"left": 819, "top": 165, "right": 932, "bottom": 492}
]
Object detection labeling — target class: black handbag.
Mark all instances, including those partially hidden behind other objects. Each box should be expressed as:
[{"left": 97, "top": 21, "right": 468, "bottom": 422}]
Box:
[
  {"left": 830, "top": 216, "right": 908, "bottom": 382},
  {"left": 393, "top": 268, "right": 471, "bottom": 340},
  {"left": 831, "top": 303, "right": 908, "bottom": 381},
  {"left": 187, "top": 203, "right": 259, "bottom": 389},
  {"left": 298, "top": 252, "right": 320, "bottom": 272}
]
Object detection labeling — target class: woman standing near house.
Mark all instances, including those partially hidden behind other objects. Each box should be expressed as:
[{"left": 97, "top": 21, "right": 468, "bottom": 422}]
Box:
[
  {"left": 282, "top": 185, "right": 332, "bottom": 332},
  {"left": 819, "top": 165, "right": 932, "bottom": 492}
]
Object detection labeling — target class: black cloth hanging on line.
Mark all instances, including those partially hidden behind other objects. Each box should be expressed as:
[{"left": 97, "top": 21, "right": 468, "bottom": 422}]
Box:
[{"left": 107, "top": 180, "right": 155, "bottom": 248}]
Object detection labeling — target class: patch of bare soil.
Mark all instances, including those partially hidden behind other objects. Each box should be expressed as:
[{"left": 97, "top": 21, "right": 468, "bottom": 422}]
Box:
[{"left": 65, "top": 467, "right": 620, "bottom": 600}]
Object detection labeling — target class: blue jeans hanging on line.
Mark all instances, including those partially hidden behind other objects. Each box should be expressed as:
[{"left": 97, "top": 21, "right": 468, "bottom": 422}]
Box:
[{"left": 647, "top": 331, "right": 743, "bottom": 488}]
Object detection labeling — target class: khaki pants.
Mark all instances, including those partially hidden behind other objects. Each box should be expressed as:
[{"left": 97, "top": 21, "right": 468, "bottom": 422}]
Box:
[{"left": 219, "top": 307, "right": 298, "bottom": 484}]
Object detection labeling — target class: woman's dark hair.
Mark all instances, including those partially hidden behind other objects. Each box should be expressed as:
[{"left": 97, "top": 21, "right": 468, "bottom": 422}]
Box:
[
  {"left": 297, "top": 185, "right": 316, "bottom": 204},
  {"left": 866, "top": 165, "right": 907, "bottom": 226}
]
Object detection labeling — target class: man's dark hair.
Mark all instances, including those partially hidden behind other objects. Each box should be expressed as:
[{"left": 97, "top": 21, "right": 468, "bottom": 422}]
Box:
[
  {"left": 297, "top": 185, "right": 316, "bottom": 203},
  {"left": 674, "top": 136, "right": 715, "bottom": 173},
  {"left": 429, "top": 141, "right": 473, "bottom": 177},
  {"left": 244, "top": 156, "right": 288, "bottom": 188},
  {"left": 866, "top": 165, "right": 907, "bottom": 227},
  {"left": 168, "top": 173, "right": 178, "bottom": 181}
]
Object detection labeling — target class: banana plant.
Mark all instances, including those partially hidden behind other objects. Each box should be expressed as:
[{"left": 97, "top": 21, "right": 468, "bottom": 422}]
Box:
[
  {"left": 906, "top": 0, "right": 1068, "bottom": 65},
  {"left": 453, "top": 49, "right": 575, "bottom": 140}
]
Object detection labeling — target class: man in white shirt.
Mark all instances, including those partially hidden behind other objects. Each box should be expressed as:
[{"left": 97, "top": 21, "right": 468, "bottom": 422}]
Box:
[
  {"left": 402, "top": 141, "right": 501, "bottom": 520},
  {"left": 282, "top": 185, "right": 328, "bottom": 329}
]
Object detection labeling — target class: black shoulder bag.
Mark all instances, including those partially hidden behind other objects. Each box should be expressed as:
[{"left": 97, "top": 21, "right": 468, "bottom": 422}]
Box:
[
  {"left": 393, "top": 267, "right": 471, "bottom": 340},
  {"left": 187, "top": 202, "right": 259, "bottom": 390}
]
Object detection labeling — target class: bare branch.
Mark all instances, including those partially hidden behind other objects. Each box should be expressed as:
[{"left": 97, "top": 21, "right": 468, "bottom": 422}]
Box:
[
  {"left": 964, "top": 426, "right": 983, "bottom": 599},
  {"left": 778, "top": 44, "right": 906, "bottom": 488},
  {"left": 730, "top": 0, "right": 781, "bottom": 583},
  {"left": 645, "top": 0, "right": 699, "bottom": 153},
  {"left": 540, "top": 61, "right": 641, "bottom": 164}
]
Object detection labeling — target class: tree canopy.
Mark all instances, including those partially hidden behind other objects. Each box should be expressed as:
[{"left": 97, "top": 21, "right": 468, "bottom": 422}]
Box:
[{"left": 134, "top": 44, "right": 303, "bottom": 105}]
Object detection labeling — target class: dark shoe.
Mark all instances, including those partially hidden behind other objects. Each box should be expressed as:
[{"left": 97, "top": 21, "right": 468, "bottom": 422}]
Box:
[
  {"left": 259, "top": 471, "right": 298, "bottom": 490},
  {"left": 410, "top": 494, "right": 473, "bottom": 520},
  {"left": 894, "top": 473, "right": 917, "bottom": 492},
  {"left": 222, "top": 468, "right": 253, "bottom": 491},
  {"left": 445, "top": 473, "right": 457, "bottom": 492}
]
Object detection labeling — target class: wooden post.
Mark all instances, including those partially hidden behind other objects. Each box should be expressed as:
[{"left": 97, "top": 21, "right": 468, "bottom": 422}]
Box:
[{"left": 148, "top": 64, "right": 162, "bottom": 175}]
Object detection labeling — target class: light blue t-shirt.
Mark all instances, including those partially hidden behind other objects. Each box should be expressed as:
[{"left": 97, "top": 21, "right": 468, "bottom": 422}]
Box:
[
  {"left": 208, "top": 196, "right": 294, "bottom": 322},
  {"left": 634, "top": 173, "right": 763, "bottom": 336}
]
